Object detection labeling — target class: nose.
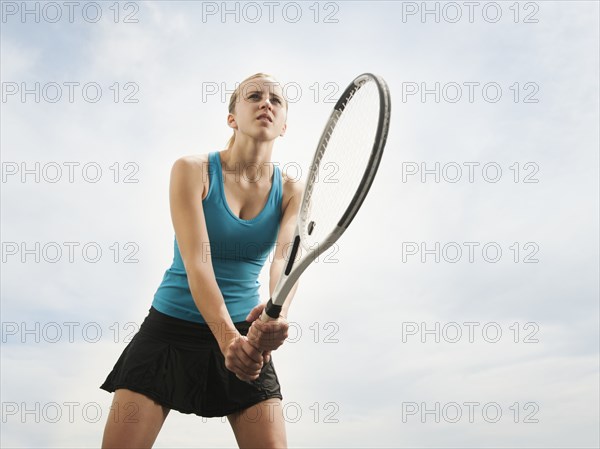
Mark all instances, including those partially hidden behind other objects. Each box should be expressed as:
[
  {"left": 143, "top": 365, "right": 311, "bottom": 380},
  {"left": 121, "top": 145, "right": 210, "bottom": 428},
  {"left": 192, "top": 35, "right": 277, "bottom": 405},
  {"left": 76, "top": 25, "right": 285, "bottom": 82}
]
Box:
[{"left": 261, "top": 97, "right": 273, "bottom": 110}]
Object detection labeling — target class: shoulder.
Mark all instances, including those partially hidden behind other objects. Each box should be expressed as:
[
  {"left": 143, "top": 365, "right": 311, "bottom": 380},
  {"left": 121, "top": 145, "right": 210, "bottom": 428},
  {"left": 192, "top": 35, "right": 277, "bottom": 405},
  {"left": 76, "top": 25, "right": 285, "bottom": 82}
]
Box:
[
  {"left": 280, "top": 172, "right": 305, "bottom": 215},
  {"left": 172, "top": 153, "right": 210, "bottom": 171},
  {"left": 170, "top": 153, "right": 212, "bottom": 197}
]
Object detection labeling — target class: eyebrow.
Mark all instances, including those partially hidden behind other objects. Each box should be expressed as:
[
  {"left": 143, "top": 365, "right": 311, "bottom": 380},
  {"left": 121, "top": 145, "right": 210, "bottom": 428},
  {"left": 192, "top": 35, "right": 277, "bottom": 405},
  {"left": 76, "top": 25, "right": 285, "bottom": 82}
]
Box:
[{"left": 246, "top": 89, "right": 284, "bottom": 102}]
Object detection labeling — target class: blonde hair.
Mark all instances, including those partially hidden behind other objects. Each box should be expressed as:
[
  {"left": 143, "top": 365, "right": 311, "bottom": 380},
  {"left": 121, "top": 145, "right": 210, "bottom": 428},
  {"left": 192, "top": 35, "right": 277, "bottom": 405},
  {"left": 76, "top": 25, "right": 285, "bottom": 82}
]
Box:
[{"left": 225, "top": 72, "right": 288, "bottom": 150}]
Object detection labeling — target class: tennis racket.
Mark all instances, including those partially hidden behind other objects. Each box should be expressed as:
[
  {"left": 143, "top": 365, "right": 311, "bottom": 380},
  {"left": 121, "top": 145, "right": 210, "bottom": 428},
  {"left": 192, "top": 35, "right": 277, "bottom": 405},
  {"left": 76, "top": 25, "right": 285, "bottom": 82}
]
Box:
[{"left": 260, "top": 72, "right": 391, "bottom": 321}]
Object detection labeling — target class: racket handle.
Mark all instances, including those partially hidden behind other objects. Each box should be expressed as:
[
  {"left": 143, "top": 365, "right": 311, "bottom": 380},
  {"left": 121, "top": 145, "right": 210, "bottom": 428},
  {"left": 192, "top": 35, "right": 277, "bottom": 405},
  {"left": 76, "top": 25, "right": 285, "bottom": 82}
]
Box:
[{"left": 260, "top": 298, "right": 282, "bottom": 322}]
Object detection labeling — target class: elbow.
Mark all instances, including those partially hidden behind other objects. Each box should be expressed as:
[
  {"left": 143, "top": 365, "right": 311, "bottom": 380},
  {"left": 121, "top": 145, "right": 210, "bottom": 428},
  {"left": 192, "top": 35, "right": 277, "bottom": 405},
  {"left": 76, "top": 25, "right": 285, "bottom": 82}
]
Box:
[{"left": 185, "top": 265, "right": 214, "bottom": 292}]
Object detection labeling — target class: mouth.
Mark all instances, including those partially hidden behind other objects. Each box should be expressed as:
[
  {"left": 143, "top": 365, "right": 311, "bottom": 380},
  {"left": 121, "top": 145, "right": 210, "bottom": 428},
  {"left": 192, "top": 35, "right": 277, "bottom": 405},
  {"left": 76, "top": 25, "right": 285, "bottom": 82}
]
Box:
[{"left": 257, "top": 114, "right": 273, "bottom": 123}]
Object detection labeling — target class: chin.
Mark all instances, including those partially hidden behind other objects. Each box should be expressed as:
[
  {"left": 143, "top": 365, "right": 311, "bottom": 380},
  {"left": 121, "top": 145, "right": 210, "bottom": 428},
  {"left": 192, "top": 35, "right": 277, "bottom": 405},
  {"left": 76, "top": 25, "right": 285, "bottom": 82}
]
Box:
[{"left": 251, "top": 131, "right": 278, "bottom": 142}]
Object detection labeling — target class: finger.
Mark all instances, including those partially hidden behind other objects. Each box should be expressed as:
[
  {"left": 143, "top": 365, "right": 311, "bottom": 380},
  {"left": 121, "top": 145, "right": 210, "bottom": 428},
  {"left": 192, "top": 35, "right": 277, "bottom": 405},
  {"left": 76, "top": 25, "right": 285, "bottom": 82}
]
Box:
[
  {"left": 235, "top": 367, "right": 259, "bottom": 382},
  {"left": 247, "top": 320, "right": 290, "bottom": 351},
  {"left": 229, "top": 352, "right": 262, "bottom": 379},
  {"left": 262, "top": 350, "right": 271, "bottom": 364},
  {"left": 236, "top": 370, "right": 260, "bottom": 382},
  {"left": 228, "top": 339, "right": 262, "bottom": 370},
  {"left": 247, "top": 322, "right": 262, "bottom": 339},
  {"left": 241, "top": 338, "right": 264, "bottom": 363},
  {"left": 259, "top": 323, "right": 289, "bottom": 346},
  {"left": 236, "top": 373, "right": 250, "bottom": 382},
  {"left": 246, "top": 331, "right": 279, "bottom": 352},
  {"left": 246, "top": 324, "right": 265, "bottom": 348},
  {"left": 226, "top": 357, "right": 254, "bottom": 381},
  {"left": 257, "top": 320, "right": 288, "bottom": 335},
  {"left": 231, "top": 339, "right": 263, "bottom": 371},
  {"left": 251, "top": 318, "right": 266, "bottom": 330},
  {"left": 246, "top": 333, "right": 260, "bottom": 350},
  {"left": 240, "top": 362, "right": 262, "bottom": 380},
  {"left": 245, "top": 303, "right": 266, "bottom": 322}
]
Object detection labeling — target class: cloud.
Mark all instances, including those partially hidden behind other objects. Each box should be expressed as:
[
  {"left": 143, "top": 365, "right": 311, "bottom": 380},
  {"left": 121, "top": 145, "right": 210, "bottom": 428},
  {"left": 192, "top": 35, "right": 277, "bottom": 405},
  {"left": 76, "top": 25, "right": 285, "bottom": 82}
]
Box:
[{"left": 1, "top": 1, "right": 598, "bottom": 447}]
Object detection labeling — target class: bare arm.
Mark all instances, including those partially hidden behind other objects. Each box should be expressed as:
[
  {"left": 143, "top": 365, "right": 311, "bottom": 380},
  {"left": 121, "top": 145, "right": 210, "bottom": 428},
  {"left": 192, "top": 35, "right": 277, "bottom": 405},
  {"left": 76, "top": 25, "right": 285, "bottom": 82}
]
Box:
[
  {"left": 169, "top": 156, "right": 263, "bottom": 380},
  {"left": 247, "top": 177, "right": 304, "bottom": 352},
  {"left": 269, "top": 177, "right": 305, "bottom": 318}
]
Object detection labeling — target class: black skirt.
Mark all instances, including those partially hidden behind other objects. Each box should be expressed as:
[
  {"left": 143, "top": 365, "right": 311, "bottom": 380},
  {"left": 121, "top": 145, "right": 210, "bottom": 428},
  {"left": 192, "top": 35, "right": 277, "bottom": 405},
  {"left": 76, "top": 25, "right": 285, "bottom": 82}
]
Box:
[{"left": 100, "top": 306, "right": 282, "bottom": 417}]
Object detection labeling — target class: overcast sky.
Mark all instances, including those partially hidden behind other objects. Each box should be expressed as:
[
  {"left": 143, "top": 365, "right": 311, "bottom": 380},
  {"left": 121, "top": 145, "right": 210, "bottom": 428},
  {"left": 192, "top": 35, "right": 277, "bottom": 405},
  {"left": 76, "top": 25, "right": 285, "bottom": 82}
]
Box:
[{"left": 1, "top": 1, "right": 599, "bottom": 448}]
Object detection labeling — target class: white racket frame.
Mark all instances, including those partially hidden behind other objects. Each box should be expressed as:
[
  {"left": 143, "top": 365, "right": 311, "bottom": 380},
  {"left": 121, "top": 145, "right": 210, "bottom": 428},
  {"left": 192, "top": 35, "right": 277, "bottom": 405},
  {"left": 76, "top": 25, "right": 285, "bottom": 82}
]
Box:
[{"left": 260, "top": 73, "right": 391, "bottom": 321}]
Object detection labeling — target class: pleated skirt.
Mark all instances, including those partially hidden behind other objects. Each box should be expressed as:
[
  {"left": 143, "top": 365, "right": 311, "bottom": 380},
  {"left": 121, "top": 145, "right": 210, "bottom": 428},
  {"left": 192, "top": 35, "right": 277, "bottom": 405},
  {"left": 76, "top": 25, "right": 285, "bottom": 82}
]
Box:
[{"left": 100, "top": 306, "right": 282, "bottom": 417}]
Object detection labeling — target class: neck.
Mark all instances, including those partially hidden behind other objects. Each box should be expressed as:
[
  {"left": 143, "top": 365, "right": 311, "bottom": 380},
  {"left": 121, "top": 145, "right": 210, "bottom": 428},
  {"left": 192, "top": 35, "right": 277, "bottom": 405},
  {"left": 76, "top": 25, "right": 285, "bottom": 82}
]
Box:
[{"left": 222, "top": 137, "right": 275, "bottom": 184}]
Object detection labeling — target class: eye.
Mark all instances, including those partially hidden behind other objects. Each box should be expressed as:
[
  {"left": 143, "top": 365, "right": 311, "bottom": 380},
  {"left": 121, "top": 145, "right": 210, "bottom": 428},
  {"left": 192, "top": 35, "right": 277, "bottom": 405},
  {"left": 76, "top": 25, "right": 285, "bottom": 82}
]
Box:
[
  {"left": 271, "top": 97, "right": 282, "bottom": 104},
  {"left": 248, "top": 92, "right": 260, "bottom": 100}
]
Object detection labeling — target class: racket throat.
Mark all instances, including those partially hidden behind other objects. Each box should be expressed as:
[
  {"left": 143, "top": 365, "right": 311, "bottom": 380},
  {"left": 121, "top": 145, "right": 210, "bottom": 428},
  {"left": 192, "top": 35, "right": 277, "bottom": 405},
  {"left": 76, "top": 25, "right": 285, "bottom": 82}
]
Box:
[
  {"left": 284, "top": 235, "right": 301, "bottom": 275},
  {"left": 267, "top": 235, "right": 301, "bottom": 315}
]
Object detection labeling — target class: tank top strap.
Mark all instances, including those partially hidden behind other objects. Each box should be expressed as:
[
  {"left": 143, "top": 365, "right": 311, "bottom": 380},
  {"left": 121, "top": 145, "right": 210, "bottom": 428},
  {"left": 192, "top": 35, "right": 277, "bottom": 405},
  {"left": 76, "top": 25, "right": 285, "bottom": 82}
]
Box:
[
  {"left": 270, "top": 163, "right": 282, "bottom": 216},
  {"left": 208, "top": 151, "right": 282, "bottom": 220},
  {"left": 207, "top": 151, "right": 223, "bottom": 198}
]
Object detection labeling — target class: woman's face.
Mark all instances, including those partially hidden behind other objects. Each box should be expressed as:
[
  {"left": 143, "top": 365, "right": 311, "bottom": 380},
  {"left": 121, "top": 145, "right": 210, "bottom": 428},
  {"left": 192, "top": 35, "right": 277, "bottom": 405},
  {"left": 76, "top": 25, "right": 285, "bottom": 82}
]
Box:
[{"left": 228, "top": 77, "right": 287, "bottom": 143}]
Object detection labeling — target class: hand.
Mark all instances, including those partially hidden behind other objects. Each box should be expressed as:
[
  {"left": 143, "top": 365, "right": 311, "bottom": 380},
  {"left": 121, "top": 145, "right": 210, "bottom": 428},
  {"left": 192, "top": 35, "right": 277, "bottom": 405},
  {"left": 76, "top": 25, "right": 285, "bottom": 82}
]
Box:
[
  {"left": 246, "top": 303, "right": 289, "bottom": 360},
  {"left": 222, "top": 332, "right": 264, "bottom": 382}
]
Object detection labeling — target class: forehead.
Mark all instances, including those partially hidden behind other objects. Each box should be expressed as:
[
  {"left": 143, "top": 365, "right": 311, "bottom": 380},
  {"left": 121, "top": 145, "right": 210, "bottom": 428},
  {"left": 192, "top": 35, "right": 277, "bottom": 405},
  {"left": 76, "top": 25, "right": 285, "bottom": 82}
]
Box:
[{"left": 240, "top": 78, "right": 284, "bottom": 96}]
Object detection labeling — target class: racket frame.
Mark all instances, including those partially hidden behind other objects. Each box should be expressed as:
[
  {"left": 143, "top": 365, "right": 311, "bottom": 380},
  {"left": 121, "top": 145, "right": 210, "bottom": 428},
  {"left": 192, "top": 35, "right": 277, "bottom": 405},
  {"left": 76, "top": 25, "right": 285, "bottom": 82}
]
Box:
[{"left": 261, "top": 73, "right": 391, "bottom": 321}]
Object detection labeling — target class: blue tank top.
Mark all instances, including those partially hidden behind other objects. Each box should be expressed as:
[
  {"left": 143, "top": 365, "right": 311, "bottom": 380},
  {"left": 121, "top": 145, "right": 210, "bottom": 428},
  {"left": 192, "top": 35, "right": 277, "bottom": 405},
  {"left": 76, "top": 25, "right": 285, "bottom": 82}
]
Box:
[{"left": 152, "top": 151, "right": 282, "bottom": 323}]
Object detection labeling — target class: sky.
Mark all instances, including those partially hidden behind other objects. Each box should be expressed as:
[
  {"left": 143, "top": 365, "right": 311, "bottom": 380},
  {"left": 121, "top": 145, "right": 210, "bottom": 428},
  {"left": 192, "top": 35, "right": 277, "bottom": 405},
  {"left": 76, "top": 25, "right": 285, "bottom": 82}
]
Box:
[{"left": 1, "top": 1, "right": 599, "bottom": 448}]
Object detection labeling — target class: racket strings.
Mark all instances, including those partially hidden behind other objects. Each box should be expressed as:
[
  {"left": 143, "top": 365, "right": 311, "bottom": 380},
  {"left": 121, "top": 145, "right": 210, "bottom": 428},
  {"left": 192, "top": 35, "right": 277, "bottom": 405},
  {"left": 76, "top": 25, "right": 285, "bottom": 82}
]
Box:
[{"left": 301, "top": 80, "right": 381, "bottom": 249}]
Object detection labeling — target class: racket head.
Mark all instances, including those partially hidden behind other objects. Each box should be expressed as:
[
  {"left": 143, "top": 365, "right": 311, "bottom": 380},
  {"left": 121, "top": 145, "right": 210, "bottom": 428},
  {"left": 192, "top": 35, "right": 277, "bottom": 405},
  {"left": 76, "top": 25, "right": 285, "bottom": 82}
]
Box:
[
  {"left": 264, "top": 73, "right": 391, "bottom": 316},
  {"left": 297, "top": 73, "right": 391, "bottom": 253}
]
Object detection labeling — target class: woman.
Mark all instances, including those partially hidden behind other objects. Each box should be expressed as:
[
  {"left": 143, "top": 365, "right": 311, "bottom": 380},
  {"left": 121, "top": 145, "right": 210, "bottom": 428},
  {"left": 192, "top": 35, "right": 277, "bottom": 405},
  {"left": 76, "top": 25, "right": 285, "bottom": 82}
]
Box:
[{"left": 100, "top": 72, "right": 303, "bottom": 448}]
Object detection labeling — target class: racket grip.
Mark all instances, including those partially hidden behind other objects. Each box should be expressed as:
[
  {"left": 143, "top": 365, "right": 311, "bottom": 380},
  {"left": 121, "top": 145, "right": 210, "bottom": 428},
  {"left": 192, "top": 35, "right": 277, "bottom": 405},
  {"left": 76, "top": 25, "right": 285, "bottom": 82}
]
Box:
[{"left": 260, "top": 298, "right": 282, "bottom": 322}]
